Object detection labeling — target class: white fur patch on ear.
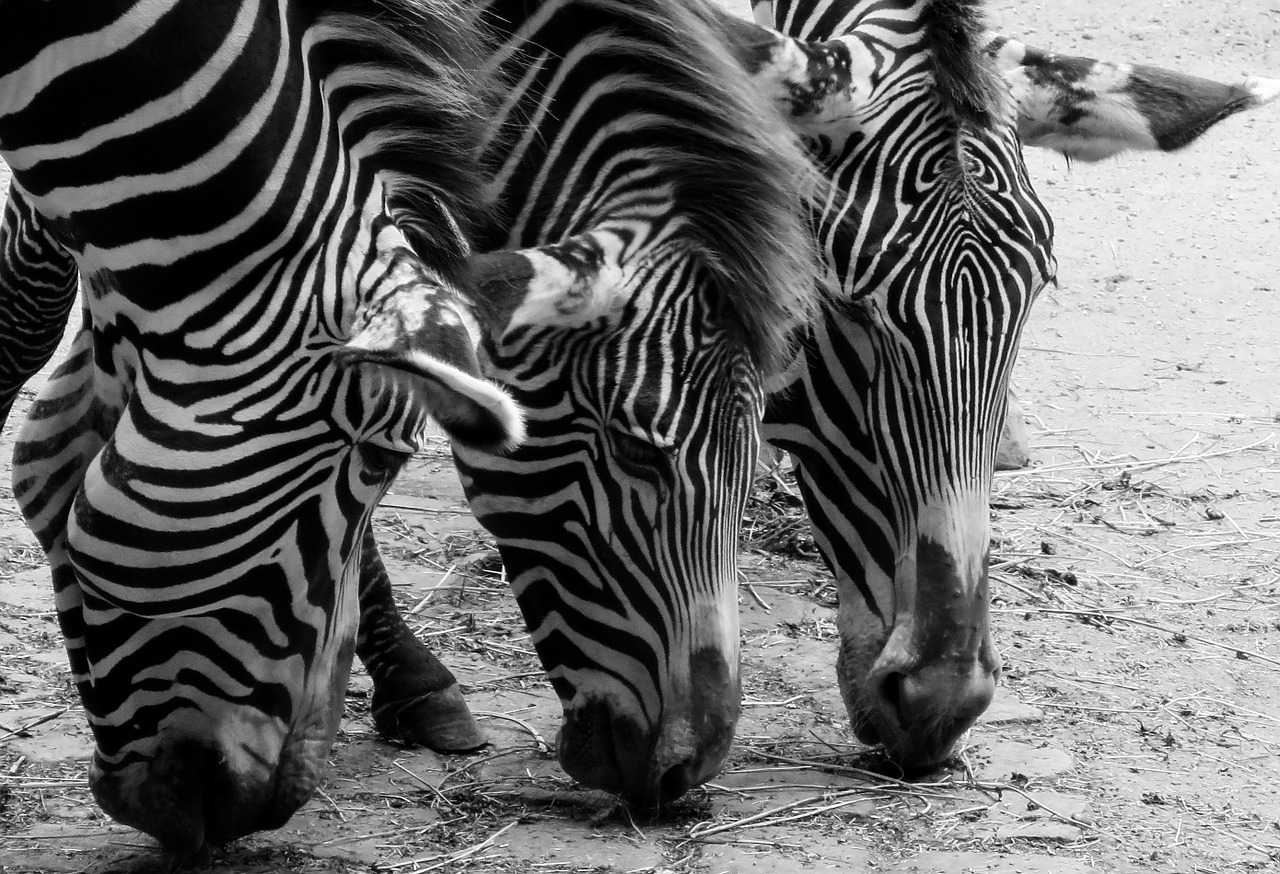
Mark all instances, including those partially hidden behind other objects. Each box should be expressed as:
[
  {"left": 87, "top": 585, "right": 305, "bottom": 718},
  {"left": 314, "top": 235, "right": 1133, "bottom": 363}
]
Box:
[
  {"left": 339, "top": 320, "right": 525, "bottom": 452},
  {"left": 1008, "top": 67, "right": 1158, "bottom": 162},
  {"left": 1245, "top": 76, "right": 1280, "bottom": 105},
  {"left": 504, "top": 246, "right": 628, "bottom": 333},
  {"left": 983, "top": 32, "right": 1026, "bottom": 74},
  {"left": 396, "top": 349, "right": 526, "bottom": 451}
]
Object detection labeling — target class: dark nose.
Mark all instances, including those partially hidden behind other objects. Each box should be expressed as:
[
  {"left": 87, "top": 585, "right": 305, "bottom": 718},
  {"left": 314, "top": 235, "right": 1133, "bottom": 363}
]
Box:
[
  {"left": 558, "top": 703, "right": 736, "bottom": 809},
  {"left": 89, "top": 735, "right": 317, "bottom": 853},
  {"left": 557, "top": 651, "right": 740, "bottom": 808},
  {"left": 869, "top": 655, "right": 998, "bottom": 768}
]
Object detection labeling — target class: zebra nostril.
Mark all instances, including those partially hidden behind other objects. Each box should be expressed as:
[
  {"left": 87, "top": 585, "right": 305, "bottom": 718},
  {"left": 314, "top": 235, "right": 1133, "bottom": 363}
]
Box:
[
  {"left": 878, "top": 671, "right": 907, "bottom": 728},
  {"left": 658, "top": 760, "right": 695, "bottom": 804}
]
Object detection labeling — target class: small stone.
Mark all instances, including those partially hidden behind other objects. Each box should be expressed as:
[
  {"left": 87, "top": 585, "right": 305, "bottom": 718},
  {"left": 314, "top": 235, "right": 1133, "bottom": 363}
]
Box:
[
  {"left": 978, "top": 694, "right": 1045, "bottom": 726},
  {"left": 994, "top": 389, "right": 1031, "bottom": 471},
  {"left": 994, "top": 820, "right": 1083, "bottom": 842},
  {"left": 9, "top": 730, "right": 94, "bottom": 763},
  {"left": 891, "top": 851, "right": 1095, "bottom": 873},
  {"left": 996, "top": 789, "right": 1091, "bottom": 822},
  {"left": 973, "top": 740, "right": 1074, "bottom": 781}
]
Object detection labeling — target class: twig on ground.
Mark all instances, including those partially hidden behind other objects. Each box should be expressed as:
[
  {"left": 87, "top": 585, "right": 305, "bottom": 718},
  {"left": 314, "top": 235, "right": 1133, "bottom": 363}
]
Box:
[
  {"left": 996, "top": 434, "right": 1274, "bottom": 478},
  {"left": 0, "top": 707, "right": 69, "bottom": 741},
  {"left": 744, "top": 583, "right": 771, "bottom": 612},
  {"left": 378, "top": 820, "right": 518, "bottom": 872},
  {"left": 391, "top": 760, "right": 455, "bottom": 810},
  {"left": 473, "top": 711, "right": 550, "bottom": 755},
  {"left": 409, "top": 565, "right": 455, "bottom": 614}
]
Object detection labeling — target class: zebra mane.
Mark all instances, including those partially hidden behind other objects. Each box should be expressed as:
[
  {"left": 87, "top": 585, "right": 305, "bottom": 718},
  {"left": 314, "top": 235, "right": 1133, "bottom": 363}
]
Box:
[
  {"left": 921, "top": 0, "right": 1003, "bottom": 128},
  {"left": 580, "top": 0, "right": 825, "bottom": 374},
  {"left": 305, "top": 0, "right": 823, "bottom": 373},
  {"left": 304, "top": 0, "right": 500, "bottom": 277}
]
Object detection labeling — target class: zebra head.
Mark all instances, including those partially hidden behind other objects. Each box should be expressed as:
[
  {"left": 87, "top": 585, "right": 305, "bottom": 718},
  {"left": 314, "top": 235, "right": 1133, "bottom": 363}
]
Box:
[
  {"left": 456, "top": 236, "right": 762, "bottom": 807},
  {"left": 740, "top": 0, "right": 1056, "bottom": 768},
  {"left": 1, "top": 0, "right": 526, "bottom": 852}
]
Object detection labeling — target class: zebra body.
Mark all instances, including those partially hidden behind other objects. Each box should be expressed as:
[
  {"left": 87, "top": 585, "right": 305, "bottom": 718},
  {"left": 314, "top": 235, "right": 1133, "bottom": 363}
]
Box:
[{"left": 0, "top": 0, "right": 820, "bottom": 845}]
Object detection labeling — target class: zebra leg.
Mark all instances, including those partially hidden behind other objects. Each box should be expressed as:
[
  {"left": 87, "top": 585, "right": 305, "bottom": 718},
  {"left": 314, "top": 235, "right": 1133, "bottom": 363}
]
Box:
[
  {"left": 0, "top": 189, "right": 80, "bottom": 427},
  {"left": 356, "top": 526, "right": 486, "bottom": 751}
]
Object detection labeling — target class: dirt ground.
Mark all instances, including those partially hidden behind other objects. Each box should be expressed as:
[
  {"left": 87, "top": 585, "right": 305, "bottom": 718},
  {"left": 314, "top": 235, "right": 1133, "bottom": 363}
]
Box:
[{"left": 2, "top": 1, "right": 1278, "bottom": 872}]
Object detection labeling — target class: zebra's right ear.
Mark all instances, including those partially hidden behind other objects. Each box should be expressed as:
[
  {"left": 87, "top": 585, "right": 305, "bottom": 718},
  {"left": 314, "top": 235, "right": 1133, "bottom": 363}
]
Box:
[
  {"left": 985, "top": 33, "right": 1280, "bottom": 162},
  {"left": 464, "top": 232, "right": 631, "bottom": 340}
]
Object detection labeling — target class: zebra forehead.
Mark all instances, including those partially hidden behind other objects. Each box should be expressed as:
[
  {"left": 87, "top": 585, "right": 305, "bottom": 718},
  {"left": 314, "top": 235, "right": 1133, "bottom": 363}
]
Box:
[{"left": 920, "top": 0, "right": 1004, "bottom": 128}]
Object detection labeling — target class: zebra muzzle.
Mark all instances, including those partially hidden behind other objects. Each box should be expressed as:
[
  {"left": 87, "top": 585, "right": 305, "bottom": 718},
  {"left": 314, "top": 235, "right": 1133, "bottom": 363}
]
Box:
[
  {"left": 87, "top": 716, "right": 339, "bottom": 853},
  {"left": 555, "top": 649, "right": 740, "bottom": 808}
]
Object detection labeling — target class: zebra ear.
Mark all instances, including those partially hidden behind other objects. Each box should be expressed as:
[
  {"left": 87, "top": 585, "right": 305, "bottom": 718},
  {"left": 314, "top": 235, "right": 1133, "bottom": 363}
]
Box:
[
  {"left": 986, "top": 34, "right": 1280, "bottom": 162},
  {"left": 725, "top": 19, "right": 875, "bottom": 136},
  {"left": 464, "top": 232, "right": 630, "bottom": 339},
  {"left": 339, "top": 277, "right": 526, "bottom": 454}
]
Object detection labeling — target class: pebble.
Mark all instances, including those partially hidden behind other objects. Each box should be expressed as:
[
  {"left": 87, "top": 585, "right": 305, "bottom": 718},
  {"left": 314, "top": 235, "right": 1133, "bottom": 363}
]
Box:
[
  {"left": 978, "top": 694, "right": 1045, "bottom": 726},
  {"left": 973, "top": 739, "right": 1074, "bottom": 781},
  {"left": 889, "top": 851, "right": 1096, "bottom": 873}
]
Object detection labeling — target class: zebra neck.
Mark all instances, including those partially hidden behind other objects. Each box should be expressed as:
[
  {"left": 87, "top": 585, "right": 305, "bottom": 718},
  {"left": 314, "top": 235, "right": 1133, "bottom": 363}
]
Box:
[{"left": 0, "top": 1, "right": 372, "bottom": 308}]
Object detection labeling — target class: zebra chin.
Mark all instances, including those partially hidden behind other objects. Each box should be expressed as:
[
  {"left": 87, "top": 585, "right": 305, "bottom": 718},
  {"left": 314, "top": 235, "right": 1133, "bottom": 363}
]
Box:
[
  {"left": 88, "top": 724, "right": 341, "bottom": 854},
  {"left": 84, "top": 649, "right": 354, "bottom": 854},
  {"left": 554, "top": 648, "right": 741, "bottom": 809}
]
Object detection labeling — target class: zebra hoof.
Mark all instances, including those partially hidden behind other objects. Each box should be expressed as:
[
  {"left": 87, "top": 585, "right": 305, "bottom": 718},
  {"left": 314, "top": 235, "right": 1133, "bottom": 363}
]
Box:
[{"left": 372, "top": 683, "right": 488, "bottom": 752}]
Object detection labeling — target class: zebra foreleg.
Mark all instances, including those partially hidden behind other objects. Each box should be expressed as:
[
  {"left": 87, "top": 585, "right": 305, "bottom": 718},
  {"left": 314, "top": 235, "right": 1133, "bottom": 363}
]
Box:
[
  {"left": 355, "top": 525, "right": 486, "bottom": 751},
  {"left": 0, "top": 189, "right": 80, "bottom": 427}
]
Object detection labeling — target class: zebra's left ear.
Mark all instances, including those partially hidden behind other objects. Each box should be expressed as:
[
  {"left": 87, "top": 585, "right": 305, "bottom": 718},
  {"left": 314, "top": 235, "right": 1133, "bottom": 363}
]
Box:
[
  {"left": 338, "top": 256, "right": 526, "bottom": 453},
  {"left": 463, "top": 231, "right": 632, "bottom": 340}
]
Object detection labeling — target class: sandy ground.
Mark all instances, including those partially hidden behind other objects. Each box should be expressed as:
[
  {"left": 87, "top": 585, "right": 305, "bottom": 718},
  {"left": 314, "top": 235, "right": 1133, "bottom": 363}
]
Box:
[{"left": 1, "top": 1, "right": 1278, "bottom": 872}]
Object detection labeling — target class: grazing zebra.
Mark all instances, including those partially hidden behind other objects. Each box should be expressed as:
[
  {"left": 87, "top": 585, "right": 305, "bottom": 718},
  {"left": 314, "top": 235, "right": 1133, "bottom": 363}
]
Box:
[
  {"left": 0, "top": 1, "right": 528, "bottom": 851},
  {"left": 0, "top": 0, "right": 819, "bottom": 847},
  {"left": 727, "top": 0, "right": 1278, "bottom": 769},
  {"left": 395, "top": 0, "right": 821, "bottom": 806}
]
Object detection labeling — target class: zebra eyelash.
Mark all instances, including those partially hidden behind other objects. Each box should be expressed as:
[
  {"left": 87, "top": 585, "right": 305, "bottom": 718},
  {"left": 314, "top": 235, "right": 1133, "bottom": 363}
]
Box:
[
  {"left": 357, "top": 443, "right": 413, "bottom": 477},
  {"left": 608, "top": 429, "right": 672, "bottom": 478}
]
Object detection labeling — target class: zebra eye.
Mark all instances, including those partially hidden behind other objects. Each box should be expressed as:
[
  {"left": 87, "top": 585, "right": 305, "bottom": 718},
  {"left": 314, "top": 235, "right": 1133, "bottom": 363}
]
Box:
[
  {"left": 358, "top": 443, "right": 412, "bottom": 477},
  {"left": 610, "top": 430, "right": 670, "bottom": 476}
]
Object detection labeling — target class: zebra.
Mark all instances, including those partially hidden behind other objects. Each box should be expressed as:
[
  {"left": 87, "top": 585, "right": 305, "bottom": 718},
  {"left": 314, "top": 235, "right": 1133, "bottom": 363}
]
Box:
[
  {"left": 0, "top": 0, "right": 820, "bottom": 848},
  {"left": 357, "top": 0, "right": 823, "bottom": 807},
  {"left": 722, "top": 0, "right": 1279, "bottom": 769},
  {"left": 0, "top": 1, "right": 528, "bottom": 851}
]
